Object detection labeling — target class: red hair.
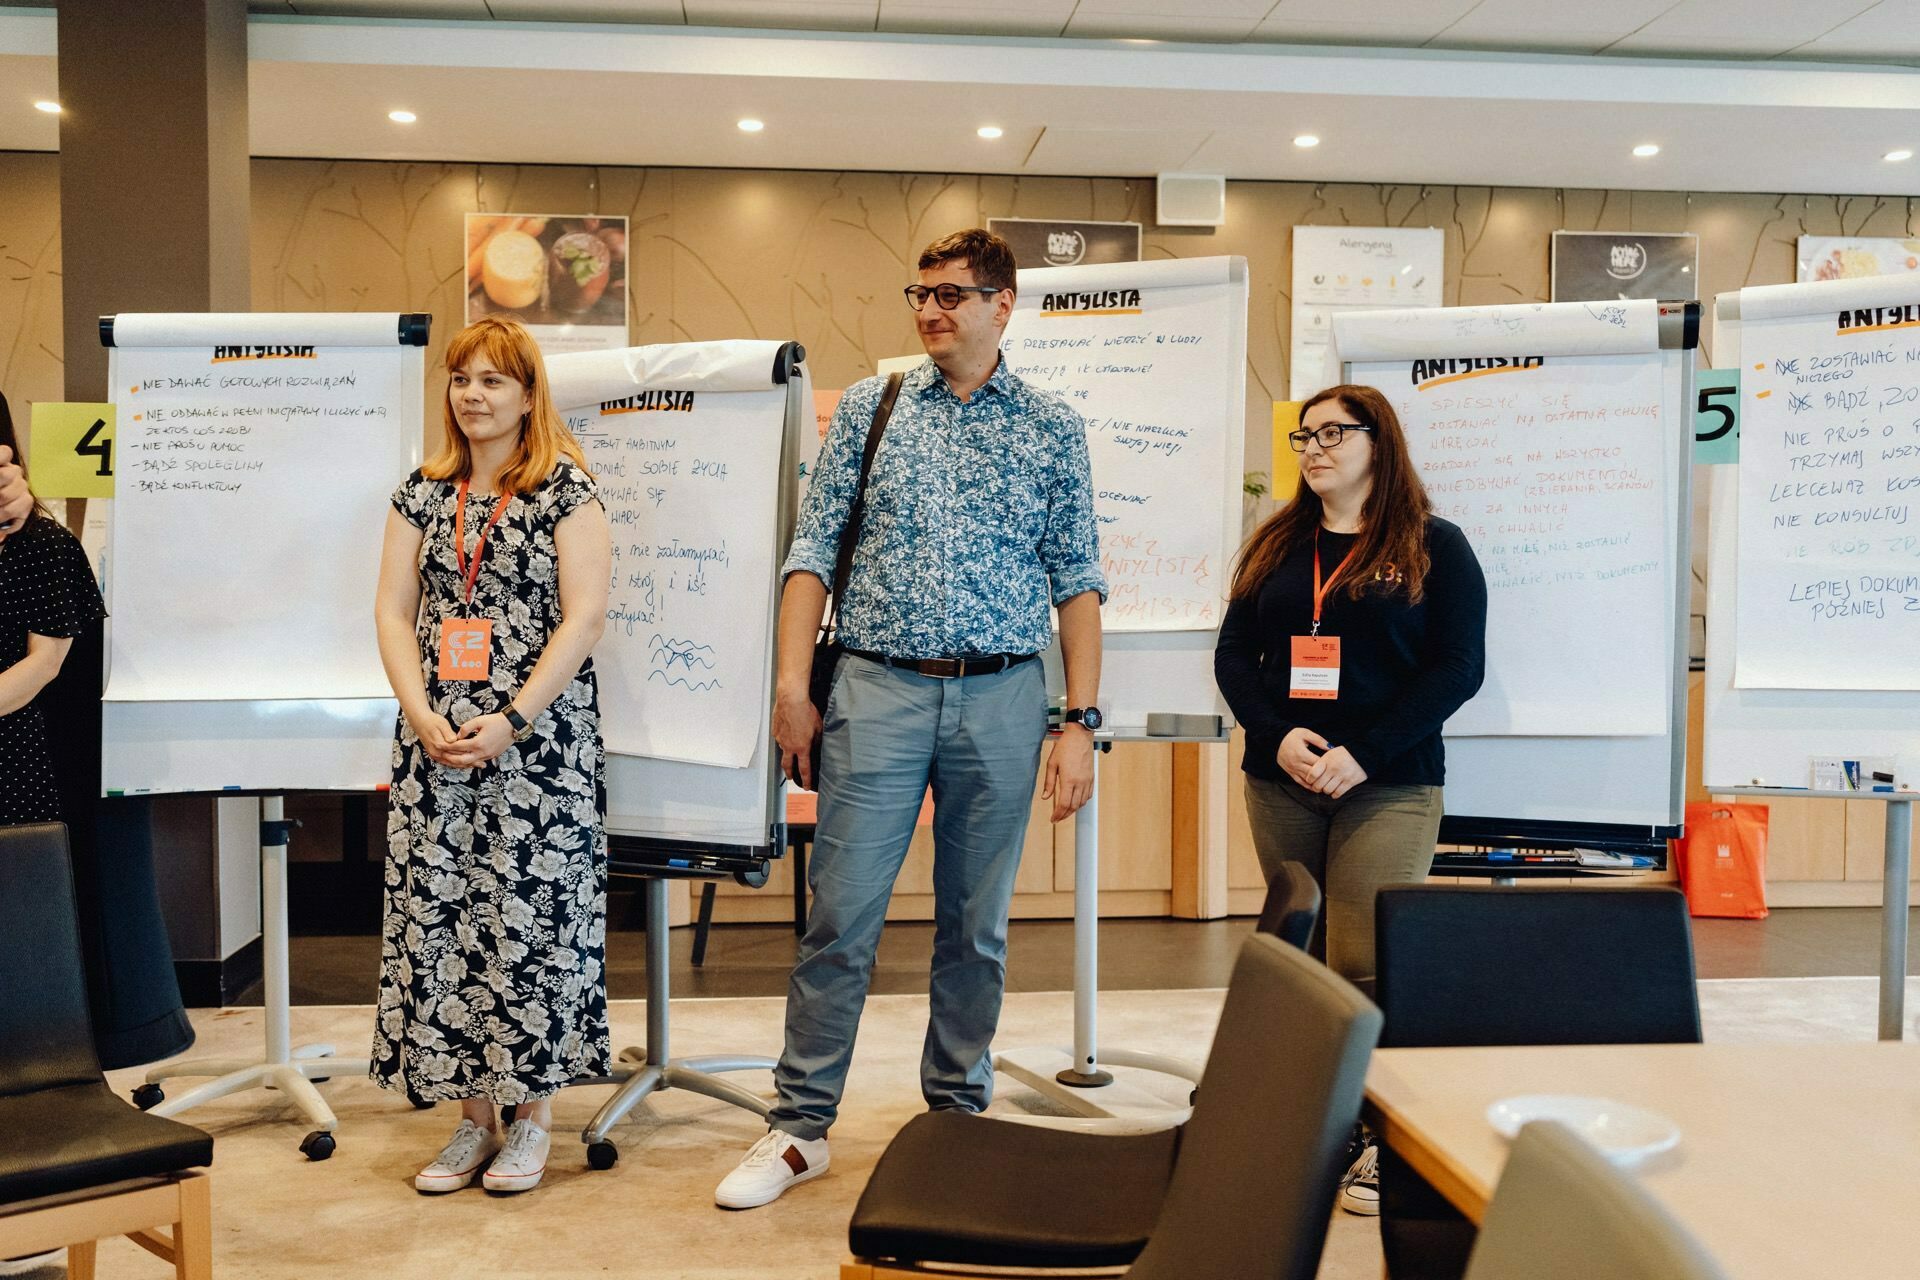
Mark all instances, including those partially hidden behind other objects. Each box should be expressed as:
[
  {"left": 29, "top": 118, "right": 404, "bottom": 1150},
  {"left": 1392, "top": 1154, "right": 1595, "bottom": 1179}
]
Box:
[{"left": 424, "top": 317, "right": 589, "bottom": 493}]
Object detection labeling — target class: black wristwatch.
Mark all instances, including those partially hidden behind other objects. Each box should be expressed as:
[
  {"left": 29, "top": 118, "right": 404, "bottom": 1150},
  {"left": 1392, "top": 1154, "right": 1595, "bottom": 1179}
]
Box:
[
  {"left": 503, "top": 705, "right": 531, "bottom": 740},
  {"left": 1064, "top": 706, "right": 1103, "bottom": 732}
]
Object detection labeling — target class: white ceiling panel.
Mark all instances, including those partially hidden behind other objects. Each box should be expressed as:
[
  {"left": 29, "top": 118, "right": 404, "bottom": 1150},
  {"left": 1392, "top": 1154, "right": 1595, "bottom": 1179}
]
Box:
[
  {"left": 1060, "top": 13, "right": 1264, "bottom": 41},
  {"left": 1433, "top": 0, "right": 1673, "bottom": 48},
  {"left": 682, "top": 0, "right": 877, "bottom": 31},
  {"left": 1023, "top": 125, "right": 1214, "bottom": 173},
  {"left": 288, "top": 0, "right": 492, "bottom": 15},
  {"left": 1608, "top": 0, "right": 1881, "bottom": 56},
  {"left": 1264, "top": 0, "right": 1477, "bottom": 25},
  {"left": 1791, "top": 1, "right": 1920, "bottom": 60},
  {"left": 878, "top": 9, "right": 1073, "bottom": 37},
  {"left": 1069, "top": 0, "right": 1278, "bottom": 17},
  {"left": 1249, "top": 16, "right": 1463, "bottom": 45},
  {"left": 487, "top": 0, "right": 689, "bottom": 20}
]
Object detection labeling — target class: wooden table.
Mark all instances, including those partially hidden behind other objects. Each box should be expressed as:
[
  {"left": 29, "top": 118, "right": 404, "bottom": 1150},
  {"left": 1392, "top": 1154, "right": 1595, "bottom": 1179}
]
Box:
[{"left": 1364, "top": 1042, "right": 1920, "bottom": 1279}]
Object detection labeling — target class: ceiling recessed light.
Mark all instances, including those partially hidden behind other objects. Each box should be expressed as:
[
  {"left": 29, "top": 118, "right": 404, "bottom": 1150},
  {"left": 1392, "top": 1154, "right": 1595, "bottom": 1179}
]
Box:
[
  {"left": 737, "top": 118, "right": 765, "bottom": 133},
  {"left": 1886, "top": 149, "right": 1914, "bottom": 162},
  {"left": 33, "top": 100, "right": 60, "bottom": 114},
  {"left": 387, "top": 110, "right": 417, "bottom": 124},
  {"left": 1293, "top": 134, "right": 1320, "bottom": 148},
  {"left": 977, "top": 125, "right": 1003, "bottom": 139},
  {"left": 1632, "top": 143, "right": 1660, "bottom": 157}
]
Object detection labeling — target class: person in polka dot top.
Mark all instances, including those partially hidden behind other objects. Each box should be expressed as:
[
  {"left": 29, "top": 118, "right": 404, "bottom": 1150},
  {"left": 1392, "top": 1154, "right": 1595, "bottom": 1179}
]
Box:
[{"left": 0, "top": 391, "right": 106, "bottom": 824}]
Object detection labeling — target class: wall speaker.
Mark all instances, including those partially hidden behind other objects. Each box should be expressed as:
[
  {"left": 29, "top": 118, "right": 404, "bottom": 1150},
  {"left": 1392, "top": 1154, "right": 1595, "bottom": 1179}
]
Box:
[{"left": 1156, "top": 172, "right": 1226, "bottom": 227}]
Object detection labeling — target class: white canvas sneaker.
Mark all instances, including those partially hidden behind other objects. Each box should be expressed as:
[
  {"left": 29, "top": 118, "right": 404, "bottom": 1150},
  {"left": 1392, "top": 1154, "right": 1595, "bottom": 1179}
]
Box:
[
  {"left": 714, "top": 1130, "right": 830, "bottom": 1209},
  {"left": 483, "top": 1119, "right": 552, "bottom": 1193},
  {"left": 1340, "top": 1140, "right": 1381, "bottom": 1216},
  {"left": 414, "top": 1119, "right": 501, "bottom": 1193}
]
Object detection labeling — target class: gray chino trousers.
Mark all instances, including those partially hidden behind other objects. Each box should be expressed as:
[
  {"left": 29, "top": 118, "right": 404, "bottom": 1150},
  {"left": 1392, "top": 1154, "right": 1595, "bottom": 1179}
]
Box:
[{"left": 768, "top": 652, "right": 1047, "bottom": 1141}]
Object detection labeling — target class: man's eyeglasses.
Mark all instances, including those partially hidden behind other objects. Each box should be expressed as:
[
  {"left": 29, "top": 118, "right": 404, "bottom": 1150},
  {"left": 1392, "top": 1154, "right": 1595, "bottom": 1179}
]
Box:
[
  {"left": 904, "top": 284, "right": 1004, "bottom": 311},
  {"left": 1287, "top": 423, "right": 1375, "bottom": 452}
]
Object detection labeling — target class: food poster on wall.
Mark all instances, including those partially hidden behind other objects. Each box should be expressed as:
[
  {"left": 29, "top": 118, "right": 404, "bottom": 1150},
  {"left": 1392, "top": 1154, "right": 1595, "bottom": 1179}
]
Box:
[
  {"left": 1551, "top": 231, "right": 1697, "bottom": 302},
  {"left": 465, "top": 213, "right": 628, "bottom": 354},
  {"left": 987, "top": 218, "right": 1142, "bottom": 269},
  {"left": 1290, "top": 225, "right": 1444, "bottom": 400},
  {"left": 1797, "top": 236, "right": 1920, "bottom": 282}
]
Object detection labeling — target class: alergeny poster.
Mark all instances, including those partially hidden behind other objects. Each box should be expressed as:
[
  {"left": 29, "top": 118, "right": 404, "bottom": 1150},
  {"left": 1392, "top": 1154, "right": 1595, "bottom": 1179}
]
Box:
[
  {"left": 465, "top": 213, "right": 628, "bottom": 354},
  {"left": 1796, "top": 235, "right": 1920, "bottom": 282},
  {"left": 1289, "top": 225, "right": 1444, "bottom": 399},
  {"left": 1551, "top": 230, "right": 1697, "bottom": 302}
]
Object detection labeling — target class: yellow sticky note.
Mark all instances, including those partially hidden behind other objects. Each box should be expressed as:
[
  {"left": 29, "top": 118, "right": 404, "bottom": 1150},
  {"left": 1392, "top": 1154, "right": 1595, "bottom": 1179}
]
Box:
[
  {"left": 1269, "top": 402, "right": 1303, "bottom": 503},
  {"left": 30, "top": 402, "right": 117, "bottom": 498}
]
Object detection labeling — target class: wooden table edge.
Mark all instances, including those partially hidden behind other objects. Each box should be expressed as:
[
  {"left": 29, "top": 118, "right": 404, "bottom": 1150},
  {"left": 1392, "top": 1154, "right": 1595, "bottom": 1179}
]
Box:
[{"left": 1362, "top": 1090, "right": 1493, "bottom": 1226}]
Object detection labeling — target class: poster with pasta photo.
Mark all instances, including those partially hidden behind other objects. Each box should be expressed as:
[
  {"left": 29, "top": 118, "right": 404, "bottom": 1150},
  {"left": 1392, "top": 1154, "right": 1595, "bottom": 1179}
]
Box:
[{"left": 464, "top": 213, "right": 628, "bottom": 354}]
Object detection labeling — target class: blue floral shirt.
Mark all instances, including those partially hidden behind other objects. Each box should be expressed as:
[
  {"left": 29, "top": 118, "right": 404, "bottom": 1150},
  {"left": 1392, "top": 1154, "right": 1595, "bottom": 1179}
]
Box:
[{"left": 783, "top": 355, "right": 1107, "bottom": 658}]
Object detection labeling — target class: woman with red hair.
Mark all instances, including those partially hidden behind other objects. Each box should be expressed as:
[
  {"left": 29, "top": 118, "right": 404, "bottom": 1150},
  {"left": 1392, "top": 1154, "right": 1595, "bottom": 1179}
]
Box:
[{"left": 372, "top": 317, "right": 612, "bottom": 1195}]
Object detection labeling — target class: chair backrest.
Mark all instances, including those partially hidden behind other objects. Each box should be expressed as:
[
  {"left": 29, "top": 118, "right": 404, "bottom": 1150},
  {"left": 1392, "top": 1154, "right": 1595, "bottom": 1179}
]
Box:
[
  {"left": 1464, "top": 1120, "right": 1729, "bottom": 1280},
  {"left": 1127, "top": 934, "right": 1382, "bottom": 1280},
  {"left": 1254, "top": 861, "right": 1321, "bottom": 952},
  {"left": 0, "top": 823, "right": 106, "bottom": 1097},
  {"left": 1375, "top": 886, "right": 1700, "bottom": 1049}
]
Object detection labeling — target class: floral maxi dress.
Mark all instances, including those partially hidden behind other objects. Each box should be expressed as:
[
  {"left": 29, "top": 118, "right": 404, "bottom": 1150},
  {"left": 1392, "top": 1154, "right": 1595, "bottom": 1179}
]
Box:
[{"left": 372, "top": 461, "right": 611, "bottom": 1104}]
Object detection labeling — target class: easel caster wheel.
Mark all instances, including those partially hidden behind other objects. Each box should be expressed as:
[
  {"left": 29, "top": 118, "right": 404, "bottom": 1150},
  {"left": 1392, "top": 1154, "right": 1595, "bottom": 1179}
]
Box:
[
  {"left": 133, "top": 1084, "right": 165, "bottom": 1111},
  {"left": 300, "top": 1131, "right": 336, "bottom": 1161},
  {"left": 501, "top": 1104, "right": 518, "bottom": 1125},
  {"left": 587, "top": 1141, "right": 619, "bottom": 1171}
]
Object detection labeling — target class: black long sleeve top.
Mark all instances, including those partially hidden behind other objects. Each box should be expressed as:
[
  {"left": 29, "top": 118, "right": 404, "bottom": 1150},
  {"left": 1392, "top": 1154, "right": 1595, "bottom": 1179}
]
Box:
[{"left": 1214, "top": 516, "right": 1488, "bottom": 787}]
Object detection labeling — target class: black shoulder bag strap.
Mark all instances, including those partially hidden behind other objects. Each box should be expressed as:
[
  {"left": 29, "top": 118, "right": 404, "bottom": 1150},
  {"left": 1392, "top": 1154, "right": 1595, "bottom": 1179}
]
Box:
[
  {"left": 824, "top": 370, "right": 905, "bottom": 645},
  {"left": 801, "top": 371, "right": 903, "bottom": 787}
]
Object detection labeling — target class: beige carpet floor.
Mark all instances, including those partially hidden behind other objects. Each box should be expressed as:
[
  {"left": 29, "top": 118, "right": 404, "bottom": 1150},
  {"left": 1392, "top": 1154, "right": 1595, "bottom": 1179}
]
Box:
[{"left": 71, "top": 976, "right": 1915, "bottom": 1279}]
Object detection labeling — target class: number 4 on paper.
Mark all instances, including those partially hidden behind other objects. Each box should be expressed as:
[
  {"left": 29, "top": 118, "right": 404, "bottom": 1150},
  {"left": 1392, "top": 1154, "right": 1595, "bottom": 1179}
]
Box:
[{"left": 30, "top": 402, "right": 117, "bottom": 498}]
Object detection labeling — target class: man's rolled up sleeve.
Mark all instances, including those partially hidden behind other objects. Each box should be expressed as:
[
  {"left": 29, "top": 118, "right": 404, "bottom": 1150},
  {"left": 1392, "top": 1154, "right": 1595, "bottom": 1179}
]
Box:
[
  {"left": 780, "top": 382, "right": 873, "bottom": 589},
  {"left": 1039, "top": 411, "right": 1108, "bottom": 606}
]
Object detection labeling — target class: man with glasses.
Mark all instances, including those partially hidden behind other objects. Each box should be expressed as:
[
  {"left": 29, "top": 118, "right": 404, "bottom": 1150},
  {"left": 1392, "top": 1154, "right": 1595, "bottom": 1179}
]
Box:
[{"left": 716, "top": 227, "right": 1107, "bottom": 1209}]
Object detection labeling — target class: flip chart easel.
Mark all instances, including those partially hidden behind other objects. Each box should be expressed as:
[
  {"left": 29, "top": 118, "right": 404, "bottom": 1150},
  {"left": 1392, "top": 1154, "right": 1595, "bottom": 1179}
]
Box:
[
  {"left": 1706, "top": 277, "right": 1920, "bottom": 1040},
  {"left": 99, "top": 311, "right": 430, "bottom": 1157},
  {"left": 1337, "top": 299, "right": 1698, "bottom": 852}
]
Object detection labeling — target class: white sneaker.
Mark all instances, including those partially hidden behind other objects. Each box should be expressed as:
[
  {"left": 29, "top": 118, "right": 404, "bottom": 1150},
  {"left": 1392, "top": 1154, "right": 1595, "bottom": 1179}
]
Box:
[
  {"left": 483, "top": 1119, "right": 551, "bottom": 1193},
  {"left": 414, "top": 1120, "right": 501, "bottom": 1193},
  {"left": 714, "top": 1130, "right": 830, "bottom": 1209},
  {"left": 1340, "top": 1141, "right": 1380, "bottom": 1216}
]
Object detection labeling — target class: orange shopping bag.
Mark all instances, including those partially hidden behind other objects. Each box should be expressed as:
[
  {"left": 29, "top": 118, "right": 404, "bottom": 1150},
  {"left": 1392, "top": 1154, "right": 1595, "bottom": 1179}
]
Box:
[{"left": 1675, "top": 802, "right": 1769, "bottom": 919}]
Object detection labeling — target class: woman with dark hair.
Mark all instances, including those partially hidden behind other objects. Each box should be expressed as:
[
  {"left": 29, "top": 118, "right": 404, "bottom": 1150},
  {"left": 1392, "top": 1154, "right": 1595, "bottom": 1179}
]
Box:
[
  {"left": 372, "top": 317, "right": 612, "bottom": 1195},
  {"left": 1217, "top": 382, "right": 1486, "bottom": 976},
  {"left": 1215, "top": 383, "right": 1486, "bottom": 1212},
  {"left": 0, "top": 391, "right": 106, "bottom": 825}
]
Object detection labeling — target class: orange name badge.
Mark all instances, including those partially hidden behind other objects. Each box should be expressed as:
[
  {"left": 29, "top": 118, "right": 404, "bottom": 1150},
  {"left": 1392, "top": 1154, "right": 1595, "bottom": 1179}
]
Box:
[
  {"left": 437, "top": 618, "right": 493, "bottom": 682},
  {"left": 1289, "top": 635, "right": 1341, "bottom": 700}
]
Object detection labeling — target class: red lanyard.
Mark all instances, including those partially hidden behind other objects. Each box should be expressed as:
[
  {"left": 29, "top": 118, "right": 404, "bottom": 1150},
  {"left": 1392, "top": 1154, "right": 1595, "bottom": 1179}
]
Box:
[
  {"left": 1311, "top": 529, "right": 1359, "bottom": 637},
  {"left": 454, "top": 479, "right": 512, "bottom": 607}
]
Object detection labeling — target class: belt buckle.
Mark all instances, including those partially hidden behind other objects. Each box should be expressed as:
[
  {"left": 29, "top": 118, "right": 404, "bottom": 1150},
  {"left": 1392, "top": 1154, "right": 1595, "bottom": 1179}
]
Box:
[{"left": 923, "top": 657, "right": 964, "bottom": 679}]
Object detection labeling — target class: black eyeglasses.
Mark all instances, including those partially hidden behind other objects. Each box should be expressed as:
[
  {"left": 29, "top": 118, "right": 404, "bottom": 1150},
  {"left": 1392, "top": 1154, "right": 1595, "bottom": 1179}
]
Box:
[
  {"left": 904, "top": 284, "right": 1004, "bottom": 311},
  {"left": 1288, "top": 423, "right": 1374, "bottom": 452}
]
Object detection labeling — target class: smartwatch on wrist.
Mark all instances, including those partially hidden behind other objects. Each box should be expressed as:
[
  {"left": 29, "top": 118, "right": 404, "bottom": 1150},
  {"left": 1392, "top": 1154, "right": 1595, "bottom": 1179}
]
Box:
[
  {"left": 503, "top": 705, "right": 532, "bottom": 740},
  {"left": 1063, "top": 706, "right": 1103, "bottom": 732}
]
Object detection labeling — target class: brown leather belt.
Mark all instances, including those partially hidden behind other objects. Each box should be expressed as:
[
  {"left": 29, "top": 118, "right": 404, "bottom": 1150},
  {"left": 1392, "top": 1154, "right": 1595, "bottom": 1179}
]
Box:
[{"left": 846, "top": 649, "right": 1038, "bottom": 680}]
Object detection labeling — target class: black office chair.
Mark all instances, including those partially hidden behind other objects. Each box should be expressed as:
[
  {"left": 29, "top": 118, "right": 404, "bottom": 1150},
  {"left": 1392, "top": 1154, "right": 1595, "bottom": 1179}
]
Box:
[
  {"left": 1372, "top": 885, "right": 1701, "bottom": 1280},
  {"left": 844, "top": 933, "right": 1382, "bottom": 1279},
  {"left": 1256, "top": 861, "right": 1322, "bottom": 951},
  {"left": 0, "top": 824, "right": 214, "bottom": 1278}
]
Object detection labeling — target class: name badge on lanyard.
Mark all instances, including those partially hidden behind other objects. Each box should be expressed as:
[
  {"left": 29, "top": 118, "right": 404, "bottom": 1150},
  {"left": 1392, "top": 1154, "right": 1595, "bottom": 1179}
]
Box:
[
  {"left": 1290, "top": 530, "right": 1357, "bottom": 701},
  {"left": 436, "top": 479, "right": 511, "bottom": 682}
]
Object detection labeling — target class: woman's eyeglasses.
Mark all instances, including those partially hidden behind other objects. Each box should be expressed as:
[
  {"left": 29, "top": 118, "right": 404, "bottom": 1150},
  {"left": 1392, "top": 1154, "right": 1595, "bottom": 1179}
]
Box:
[
  {"left": 904, "top": 284, "right": 1004, "bottom": 311},
  {"left": 1288, "top": 423, "right": 1375, "bottom": 452}
]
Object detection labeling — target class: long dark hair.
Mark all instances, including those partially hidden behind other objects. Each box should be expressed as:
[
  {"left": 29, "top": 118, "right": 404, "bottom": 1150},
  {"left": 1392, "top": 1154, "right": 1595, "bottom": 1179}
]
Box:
[
  {"left": 0, "top": 390, "right": 53, "bottom": 523},
  {"left": 1230, "top": 384, "right": 1432, "bottom": 602}
]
